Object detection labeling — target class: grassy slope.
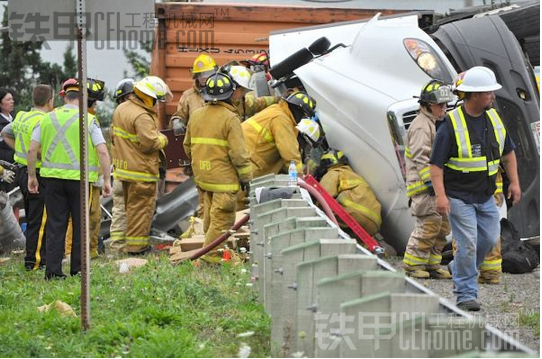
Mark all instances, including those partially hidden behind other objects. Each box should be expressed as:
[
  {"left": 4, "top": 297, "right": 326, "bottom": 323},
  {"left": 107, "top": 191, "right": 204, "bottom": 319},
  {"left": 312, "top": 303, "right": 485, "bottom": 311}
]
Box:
[{"left": 0, "top": 254, "right": 270, "bottom": 358}]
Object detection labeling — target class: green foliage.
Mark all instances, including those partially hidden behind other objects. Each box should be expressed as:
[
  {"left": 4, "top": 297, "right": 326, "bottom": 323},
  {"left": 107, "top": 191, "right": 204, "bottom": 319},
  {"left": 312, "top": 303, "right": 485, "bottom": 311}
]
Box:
[
  {"left": 520, "top": 310, "right": 540, "bottom": 337},
  {"left": 123, "top": 40, "right": 152, "bottom": 80},
  {"left": 0, "top": 254, "right": 270, "bottom": 357},
  {"left": 0, "top": 5, "right": 77, "bottom": 113}
]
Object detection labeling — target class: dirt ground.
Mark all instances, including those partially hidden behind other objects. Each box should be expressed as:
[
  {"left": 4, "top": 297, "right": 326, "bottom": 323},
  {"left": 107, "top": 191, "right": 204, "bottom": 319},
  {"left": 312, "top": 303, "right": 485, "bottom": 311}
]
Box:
[{"left": 386, "top": 256, "right": 540, "bottom": 353}]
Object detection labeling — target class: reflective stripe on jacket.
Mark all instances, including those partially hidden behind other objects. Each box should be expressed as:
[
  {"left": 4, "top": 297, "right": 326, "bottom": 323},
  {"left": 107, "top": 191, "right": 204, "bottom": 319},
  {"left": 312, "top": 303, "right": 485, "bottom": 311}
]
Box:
[
  {"left": 184, "top": 101, "right": 252, "bottom": 193},
  {"left": 40, "top": 106, "right": 99, "bottom": 182},
  {"left": 12, "top": 109, "right": 46, "bottom": 167},
  {"left": 112, "top": 97, "right": 167, "bottom": 183},
  {"left": 405, "top": 108, "right": 439, "bottom": 198},
  {"left": 320, "top": 164, "right": 382, "bottom": 231},
  {"left": 242, "top": 100, "right": 302, "bottom": 177}
]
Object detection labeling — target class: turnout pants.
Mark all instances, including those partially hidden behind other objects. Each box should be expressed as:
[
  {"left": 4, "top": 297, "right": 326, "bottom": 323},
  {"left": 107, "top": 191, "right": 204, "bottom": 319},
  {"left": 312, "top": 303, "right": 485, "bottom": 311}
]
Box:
[
  {"left": 109, "top": 179, "right": 126, "bottom": 243},
  {"left": 19, "top": 167, "right": 47, "bottom": 270},
  {"left": 403, "top": 193, "right": 450, "bottom": 271},
  {"left": 44, "top": 178, "right": 82, "bottom": 277},
  {"left": 88, "top": 185, "right": 101, "bottom": 258},
  {"left": 202, "top": 190, "right": 237, "bottom": 260},
  {"left": 122, "top": 181, "right": 157, "bottom": 253}
]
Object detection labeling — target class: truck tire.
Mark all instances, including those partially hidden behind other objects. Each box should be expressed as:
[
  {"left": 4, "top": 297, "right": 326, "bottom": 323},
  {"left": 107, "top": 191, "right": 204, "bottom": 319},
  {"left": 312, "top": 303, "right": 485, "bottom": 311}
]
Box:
[
  {"left": 499, "top": 3, "right": 540, "bottom": 39},
  {"left": 523, "top": 35, "right": 540, "bottom": 66}
]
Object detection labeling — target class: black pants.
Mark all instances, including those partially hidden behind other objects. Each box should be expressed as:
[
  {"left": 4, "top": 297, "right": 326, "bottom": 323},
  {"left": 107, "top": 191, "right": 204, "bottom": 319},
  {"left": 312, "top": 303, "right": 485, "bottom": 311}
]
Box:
[
  {"left": 44, "top": 178, "right": 81, "bottom": 277},
  {"left": 19, "top": 167, "right": 47, "bottom": 269}
]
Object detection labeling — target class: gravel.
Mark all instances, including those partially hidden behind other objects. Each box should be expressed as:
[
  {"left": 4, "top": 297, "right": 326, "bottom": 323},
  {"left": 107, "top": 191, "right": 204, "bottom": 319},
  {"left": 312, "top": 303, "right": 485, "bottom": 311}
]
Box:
[{"left": 386, "top": 256, "right": 540, "bottom": 353}]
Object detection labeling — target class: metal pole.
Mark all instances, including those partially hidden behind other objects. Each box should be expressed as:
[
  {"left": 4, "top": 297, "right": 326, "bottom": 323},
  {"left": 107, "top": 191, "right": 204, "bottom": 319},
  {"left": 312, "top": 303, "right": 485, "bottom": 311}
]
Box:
[{"left": 76, "top": 0, "right": 91, "bottom": 331}]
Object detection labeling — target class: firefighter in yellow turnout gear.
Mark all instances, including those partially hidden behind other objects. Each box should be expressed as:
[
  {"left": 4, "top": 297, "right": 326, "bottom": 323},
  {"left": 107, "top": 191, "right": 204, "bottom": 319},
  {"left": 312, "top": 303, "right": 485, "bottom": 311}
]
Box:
[
  {"left": 478, "top": 170, "right": 504, "bottom": 284},
  {"left": 108, "top": 78, "right": 134, "bottom": 245},
  {"left": 242, "top": 91, "right": 316, "bottom": 178},
  {"left": 111, "top": 76, "right": 171, "bottom": 254},
  {"left": 403, "top": 80, "right": 455, "bottom": 279},
  {"left": 319, "top": 149, "right": 382, "bottom": 236},
  {"left": 184, "top": 72, "right": 252, "bottom": 263}
]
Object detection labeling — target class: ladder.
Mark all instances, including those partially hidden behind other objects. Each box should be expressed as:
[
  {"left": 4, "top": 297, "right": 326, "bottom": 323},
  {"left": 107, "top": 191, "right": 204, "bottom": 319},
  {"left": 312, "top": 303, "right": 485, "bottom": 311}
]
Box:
[{"left": 302, "top": 174, "right": 384, "bottom": 254}]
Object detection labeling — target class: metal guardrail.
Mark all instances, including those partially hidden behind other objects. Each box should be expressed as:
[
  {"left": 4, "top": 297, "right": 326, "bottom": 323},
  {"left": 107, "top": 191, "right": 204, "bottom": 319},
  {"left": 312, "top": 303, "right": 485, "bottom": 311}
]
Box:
[{"left": 248, "top": 174, "right": 535, "bottom": 357}]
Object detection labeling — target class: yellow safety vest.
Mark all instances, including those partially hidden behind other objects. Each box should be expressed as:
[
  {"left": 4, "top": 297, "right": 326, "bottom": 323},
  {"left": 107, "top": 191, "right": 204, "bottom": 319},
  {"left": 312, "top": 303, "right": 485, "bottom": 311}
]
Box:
[
  {"left": 40, "top": 106, "right": 99, "bottom": 182},
  {"left": 12, "top": 109, "right": 46, "bottom": 167},
  {"left": 446, "top": 107, "right": 506, "bottom": 176}
]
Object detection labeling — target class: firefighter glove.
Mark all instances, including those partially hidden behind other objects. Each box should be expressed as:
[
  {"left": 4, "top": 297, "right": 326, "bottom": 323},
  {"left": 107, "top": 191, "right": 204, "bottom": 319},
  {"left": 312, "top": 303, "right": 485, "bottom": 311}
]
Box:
[
  {"left": 240, "top": 180, "right": 250, "bottom": 194},
  {"left": 1, "top": 169, "right": 15, "bottom": 183}
]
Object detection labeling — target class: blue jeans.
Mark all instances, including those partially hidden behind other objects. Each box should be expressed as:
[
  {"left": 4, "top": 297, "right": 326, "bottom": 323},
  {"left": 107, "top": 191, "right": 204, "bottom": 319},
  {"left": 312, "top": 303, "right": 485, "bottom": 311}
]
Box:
[{"left": 449, "top": 196, "right": 500, "bottom": 304}]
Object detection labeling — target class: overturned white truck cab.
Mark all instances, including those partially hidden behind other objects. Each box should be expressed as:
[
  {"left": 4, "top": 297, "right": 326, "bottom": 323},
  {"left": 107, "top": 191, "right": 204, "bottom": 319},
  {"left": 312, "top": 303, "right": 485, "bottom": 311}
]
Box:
[{"left": 268, "top": 12, "right": 539, "bottom": 253}]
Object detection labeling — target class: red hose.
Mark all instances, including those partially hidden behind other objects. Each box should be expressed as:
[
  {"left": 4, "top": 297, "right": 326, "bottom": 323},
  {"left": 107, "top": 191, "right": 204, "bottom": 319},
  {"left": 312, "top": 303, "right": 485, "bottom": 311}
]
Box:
[
  {"left": 297, "top": 178, "right": 339, "bottom": 225},
  {"left": 190, "top": 214, "right": 250, "bottom": 260}
]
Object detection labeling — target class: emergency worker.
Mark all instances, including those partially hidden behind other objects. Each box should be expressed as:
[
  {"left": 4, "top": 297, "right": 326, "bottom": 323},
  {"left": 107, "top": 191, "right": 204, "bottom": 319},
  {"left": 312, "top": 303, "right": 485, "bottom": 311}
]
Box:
[
  {"left": 242, "top": 91, "right": 316, "bottom": 178},
  {"left": 62, "top": 79, "right": 106, "bottom": 259},
  {"left": 240, "top": 51, "right": 271, "bottom": 73},
  {"left": 86, "top": 78, "right": 106, "bottom": 258},
  {"left": 430, "top": 66, "right": 521, "bottom": 311},
  {"left": 111, "top": 76, "right": 170, "bottom": 254},
  {"left": 402, "top": 80, "right": 455, "bottom": 279},
  {"left": 108, "top": 78, "right": 133, "bottom": 245},
  {"left": 183, "top": 72, "right": 252, "bottom": 263},
  {"left": 450, "top": 72, "right": 503, "bottom": 285},
  {"left": 227, "top": 65, "right": 279, "bottom": 121},
  {"left": 319, "top": 148, "right": 382, "bottom": 236},
  {"left": 169, "top": 54, "right": 218, "bottom": 129},
  {"left": 1, "top": 84, "right": 53, "bottom": 270},
  {"left": 27, "top": 80, "right": 111, "bottom": 280}
]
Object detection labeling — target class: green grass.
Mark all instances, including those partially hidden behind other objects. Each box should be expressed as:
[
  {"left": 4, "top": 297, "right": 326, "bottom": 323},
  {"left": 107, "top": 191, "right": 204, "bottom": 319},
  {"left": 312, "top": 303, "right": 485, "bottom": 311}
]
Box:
[
  {"left": 519, "top": 310, "right": 540, "bottom": 337},
  {"left": 0, "top": 254, "right": 270, "bottom": 357}
]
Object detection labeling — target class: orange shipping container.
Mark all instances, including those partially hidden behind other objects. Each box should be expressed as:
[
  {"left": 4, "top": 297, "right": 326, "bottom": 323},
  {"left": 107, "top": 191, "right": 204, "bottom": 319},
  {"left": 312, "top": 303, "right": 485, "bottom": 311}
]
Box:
[{"left": 150, "top": 2, "right": 409, "bottom": 128}]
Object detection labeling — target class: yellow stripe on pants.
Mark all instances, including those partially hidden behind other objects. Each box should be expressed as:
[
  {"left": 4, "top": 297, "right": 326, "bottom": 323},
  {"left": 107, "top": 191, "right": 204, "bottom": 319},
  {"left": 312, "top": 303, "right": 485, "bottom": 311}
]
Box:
[
  {"left": 33, "top": 208, "right": 47, "bottom": 270},
  {"left": 122, "top": 181, "right": 157, "bottom": 253}
]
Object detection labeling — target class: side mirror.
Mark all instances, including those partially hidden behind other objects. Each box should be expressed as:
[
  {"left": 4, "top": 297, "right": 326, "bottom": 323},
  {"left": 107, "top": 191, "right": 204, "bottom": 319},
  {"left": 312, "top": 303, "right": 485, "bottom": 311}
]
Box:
[{"left": 308, "top": 37, "right": 331, "bottom": 56}]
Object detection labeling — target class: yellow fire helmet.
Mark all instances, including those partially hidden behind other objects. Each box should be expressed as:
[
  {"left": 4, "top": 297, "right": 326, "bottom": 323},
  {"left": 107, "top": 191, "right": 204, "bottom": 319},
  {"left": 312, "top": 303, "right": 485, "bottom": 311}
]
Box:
[{"left": 192, "top": 54, "right": 218, "bottom": 76}]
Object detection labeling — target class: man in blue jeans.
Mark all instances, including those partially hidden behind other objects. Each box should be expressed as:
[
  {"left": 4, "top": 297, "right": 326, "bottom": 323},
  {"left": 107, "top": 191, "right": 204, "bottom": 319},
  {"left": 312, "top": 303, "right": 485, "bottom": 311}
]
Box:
[{"left": 429, "top": 66, "right": 521, "bottom": 311}]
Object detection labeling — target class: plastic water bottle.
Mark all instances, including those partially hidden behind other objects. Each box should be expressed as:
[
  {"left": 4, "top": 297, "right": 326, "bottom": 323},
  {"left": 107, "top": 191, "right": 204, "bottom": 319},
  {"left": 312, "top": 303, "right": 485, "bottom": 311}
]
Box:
[{"left": 288, "top": 161, "right": 298, "bottom": 187}]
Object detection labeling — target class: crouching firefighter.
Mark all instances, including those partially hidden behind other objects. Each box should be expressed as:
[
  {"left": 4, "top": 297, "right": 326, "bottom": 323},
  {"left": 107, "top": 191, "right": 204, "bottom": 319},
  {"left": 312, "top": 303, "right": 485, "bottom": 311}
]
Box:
[
  {"left": 318, "top": 148, "right": 382, "bottom": 236},
  {"left": 402, "top": 80, "right": 455, "bottom": 279}
]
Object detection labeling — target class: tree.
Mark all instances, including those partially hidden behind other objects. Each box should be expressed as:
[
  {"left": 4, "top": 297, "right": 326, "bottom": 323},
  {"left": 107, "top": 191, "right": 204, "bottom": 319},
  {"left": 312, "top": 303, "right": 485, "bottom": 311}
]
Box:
[
  {"left": 122, "top": 40, "right": 152, "bottom": 79},
  {"left": 0, "top": 5, "right": 76, "bottom": 113}
]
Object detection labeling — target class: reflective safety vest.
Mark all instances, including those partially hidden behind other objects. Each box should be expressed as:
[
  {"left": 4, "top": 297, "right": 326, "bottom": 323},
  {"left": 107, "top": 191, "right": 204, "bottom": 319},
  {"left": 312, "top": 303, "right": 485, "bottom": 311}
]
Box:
[
  {"left": 446, "top": 106, "right": 506, "bottom": 176},
  {"left": 12, "top": 109, "right": 46, "bottom": 167},
  {"left": 40, "top": 106, "right": 99, "bottom": 182}
]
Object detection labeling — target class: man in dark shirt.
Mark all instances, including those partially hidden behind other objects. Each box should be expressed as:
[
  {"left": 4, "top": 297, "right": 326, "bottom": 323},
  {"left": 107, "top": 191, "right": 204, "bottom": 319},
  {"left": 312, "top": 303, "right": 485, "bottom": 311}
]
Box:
[{"left": 430, "top": 66, "right": 521, "bottom": 311}]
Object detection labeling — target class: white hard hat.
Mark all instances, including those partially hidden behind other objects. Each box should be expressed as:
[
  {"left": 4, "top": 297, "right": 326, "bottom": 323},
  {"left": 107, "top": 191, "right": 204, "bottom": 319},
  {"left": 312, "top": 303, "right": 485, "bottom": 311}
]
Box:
[
  {"left": 296, "top": 118, "right": 321, "bottom": 143},
  {"left": 134, "top": 76, "right": 173, "bottom": 102},
  {"left": 455, "top": 66, "right": 502, "bottom": 93},
  {"left": 228, "top": 66, "right": 254, "bottom": 90}
]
